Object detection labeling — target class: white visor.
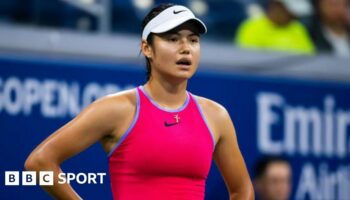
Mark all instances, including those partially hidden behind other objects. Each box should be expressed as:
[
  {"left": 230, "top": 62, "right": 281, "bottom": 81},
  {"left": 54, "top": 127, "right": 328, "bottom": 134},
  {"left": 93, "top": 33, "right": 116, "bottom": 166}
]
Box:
[
  {"left": 279, "top": 0, "right": 313, "bottom": 17},
  {"left": 142, "top": 5, "right": 207, "bottom": 40}
]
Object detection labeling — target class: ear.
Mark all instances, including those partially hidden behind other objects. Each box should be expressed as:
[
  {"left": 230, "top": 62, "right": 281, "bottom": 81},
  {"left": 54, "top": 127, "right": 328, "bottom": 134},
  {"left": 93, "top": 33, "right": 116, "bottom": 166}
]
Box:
[{"left": 141, "top": 40, "right": 153, "bottom": 59}]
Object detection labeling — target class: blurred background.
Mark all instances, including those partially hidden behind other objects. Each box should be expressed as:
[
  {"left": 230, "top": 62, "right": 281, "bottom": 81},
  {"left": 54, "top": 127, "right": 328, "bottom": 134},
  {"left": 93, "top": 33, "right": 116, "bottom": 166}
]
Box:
[{"left": 0, "top": 0, "right": 350, "bottom": 200}]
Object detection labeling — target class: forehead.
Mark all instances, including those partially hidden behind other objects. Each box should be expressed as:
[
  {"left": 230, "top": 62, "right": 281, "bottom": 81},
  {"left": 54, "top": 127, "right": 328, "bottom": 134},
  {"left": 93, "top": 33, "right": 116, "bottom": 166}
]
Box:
[{"left": 265, "top": 162, "right": 291, "bottom": 178}]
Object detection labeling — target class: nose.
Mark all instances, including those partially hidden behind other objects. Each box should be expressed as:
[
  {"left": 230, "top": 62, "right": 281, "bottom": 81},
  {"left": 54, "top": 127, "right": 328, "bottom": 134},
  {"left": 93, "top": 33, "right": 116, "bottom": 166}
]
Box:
[{"left": 179, "top": 39, "right": 190, "bottom": 54}]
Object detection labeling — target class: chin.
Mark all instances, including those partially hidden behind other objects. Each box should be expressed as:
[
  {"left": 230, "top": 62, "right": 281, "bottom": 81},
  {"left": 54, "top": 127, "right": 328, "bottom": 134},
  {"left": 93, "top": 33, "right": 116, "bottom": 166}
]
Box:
[
  {"left": 161, "top": 68, "right": 196, "bottom": 81},
  {"left": 176, "top": 71, "right": 195, "bottom": 79},
  {"left": 164, "top": 74, "right": 192, "bottom": 83}
]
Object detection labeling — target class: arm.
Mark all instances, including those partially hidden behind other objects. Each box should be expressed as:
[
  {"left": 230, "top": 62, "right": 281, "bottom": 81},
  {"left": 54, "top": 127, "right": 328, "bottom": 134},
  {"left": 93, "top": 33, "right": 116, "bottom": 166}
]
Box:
[
  {"left": 197, "top": 97, "right": 254, "bottom": 200},
  {"left": 24, "top": 92, "right": 135, "bottom": 200},
  {"left": 213, "top": 107, "right": 254, "bottom": 200}
]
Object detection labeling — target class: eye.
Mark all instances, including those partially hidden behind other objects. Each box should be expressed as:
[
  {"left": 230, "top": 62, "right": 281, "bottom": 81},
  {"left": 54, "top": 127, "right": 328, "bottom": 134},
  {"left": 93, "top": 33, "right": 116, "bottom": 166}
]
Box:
[
  {"left": 190, "top": 36, "right": 200, "bottom": 43},
  {"left": 167, "top": 36, "right": 178, "bottom": 42}
]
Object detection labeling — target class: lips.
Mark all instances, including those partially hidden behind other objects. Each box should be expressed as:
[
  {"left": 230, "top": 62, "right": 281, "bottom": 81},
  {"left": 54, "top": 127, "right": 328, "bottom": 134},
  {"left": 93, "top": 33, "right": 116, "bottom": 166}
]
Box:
[{"left": 176, "top": 58, "right": 192, "bottom": 66}]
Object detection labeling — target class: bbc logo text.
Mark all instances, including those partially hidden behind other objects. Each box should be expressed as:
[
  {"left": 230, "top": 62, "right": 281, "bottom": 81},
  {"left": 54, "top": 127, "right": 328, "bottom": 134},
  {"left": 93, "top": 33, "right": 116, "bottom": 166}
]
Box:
[{"left": 5, "top": 171, "right": 106, "bottom": 186}]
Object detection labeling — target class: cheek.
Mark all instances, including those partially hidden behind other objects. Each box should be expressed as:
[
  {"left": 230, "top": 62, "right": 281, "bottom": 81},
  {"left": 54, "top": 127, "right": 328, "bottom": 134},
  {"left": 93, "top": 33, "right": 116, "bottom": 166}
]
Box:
[
  {"left": 154, "top": 44, "right": 176, "bottom": 61},
  {"left": 192, "top": 45, "right": 201, "bottom": 62}
]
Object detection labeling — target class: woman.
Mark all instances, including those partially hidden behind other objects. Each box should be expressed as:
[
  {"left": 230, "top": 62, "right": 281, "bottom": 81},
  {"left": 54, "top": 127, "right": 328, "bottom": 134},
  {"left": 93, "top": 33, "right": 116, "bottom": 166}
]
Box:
[{"left": 25, "top": 3, "right": 254, "bottom": 200}]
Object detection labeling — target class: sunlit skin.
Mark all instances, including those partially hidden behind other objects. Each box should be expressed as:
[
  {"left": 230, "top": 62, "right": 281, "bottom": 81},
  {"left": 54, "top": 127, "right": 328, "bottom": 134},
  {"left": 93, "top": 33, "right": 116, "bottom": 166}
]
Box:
[
  {"left": 255, "top": 162, "right": 292, "bottom": 200},
  {"left": 24, "top": 21, "right": 254, "bottom": 200}
]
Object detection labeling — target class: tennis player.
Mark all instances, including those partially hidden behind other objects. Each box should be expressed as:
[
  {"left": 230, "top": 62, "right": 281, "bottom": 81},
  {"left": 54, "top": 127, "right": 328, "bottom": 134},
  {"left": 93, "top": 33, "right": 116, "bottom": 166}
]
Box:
[{"left": 25, "top": 3, "right": 254, "bottom": 200}]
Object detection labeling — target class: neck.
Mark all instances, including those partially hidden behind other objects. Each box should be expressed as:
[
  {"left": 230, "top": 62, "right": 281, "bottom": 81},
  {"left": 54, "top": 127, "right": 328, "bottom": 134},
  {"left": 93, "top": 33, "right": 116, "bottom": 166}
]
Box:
[{"left": 144, "top": 76, "right": 188, "bottom": 109}]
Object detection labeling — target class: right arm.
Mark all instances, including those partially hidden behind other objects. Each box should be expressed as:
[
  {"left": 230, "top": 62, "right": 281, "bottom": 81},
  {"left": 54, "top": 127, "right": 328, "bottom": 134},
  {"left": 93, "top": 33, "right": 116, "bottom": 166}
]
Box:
[{"left": 24, "top": 91, "right": 135, "bottom": 199}]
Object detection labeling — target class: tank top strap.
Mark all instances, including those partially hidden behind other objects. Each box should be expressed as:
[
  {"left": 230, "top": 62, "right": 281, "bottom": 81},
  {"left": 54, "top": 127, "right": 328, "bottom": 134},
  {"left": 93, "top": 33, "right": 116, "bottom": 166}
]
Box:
[
  {"left": 137, "top": 85, "right": 191, "bottom": 113},
  {"left": 187, "top": 92, "right": 216, "bottom": 148},
  {"left": 136, "top": 86, "right": 147, "bottom": 104}
]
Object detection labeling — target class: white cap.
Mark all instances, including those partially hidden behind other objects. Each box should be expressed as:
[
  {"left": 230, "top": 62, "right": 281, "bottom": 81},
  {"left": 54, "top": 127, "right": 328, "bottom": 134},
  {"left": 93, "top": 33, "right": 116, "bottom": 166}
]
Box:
[
  {"left": 278, "top": 0, "right": 313, "bottom": 17},
  {"left": 142, "top": 5, "right": 207, "bottom": 40}
]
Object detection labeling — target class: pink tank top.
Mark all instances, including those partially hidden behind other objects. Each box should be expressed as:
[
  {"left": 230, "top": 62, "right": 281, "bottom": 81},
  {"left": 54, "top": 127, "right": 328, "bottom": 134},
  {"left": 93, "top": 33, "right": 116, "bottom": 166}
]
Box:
[{"left": 108, "top": 86, "right": 215, "bottom": 200}]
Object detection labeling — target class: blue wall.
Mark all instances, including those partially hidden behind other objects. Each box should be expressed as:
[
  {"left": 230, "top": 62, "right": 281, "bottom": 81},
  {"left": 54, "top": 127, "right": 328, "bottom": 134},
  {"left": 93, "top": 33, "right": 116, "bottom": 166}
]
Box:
[{"left": 1, "top": 56, "right": 349, "bottom": 200}]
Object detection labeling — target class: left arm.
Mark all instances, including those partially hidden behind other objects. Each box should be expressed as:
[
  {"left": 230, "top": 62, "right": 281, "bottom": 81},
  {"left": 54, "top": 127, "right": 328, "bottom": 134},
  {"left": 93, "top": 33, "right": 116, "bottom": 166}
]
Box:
[
  {"left": 213, "top": 107, "right": 254, "bottom": 200},
  {"left": 198, "top": 96, "right": 254, "bottom": 200}
]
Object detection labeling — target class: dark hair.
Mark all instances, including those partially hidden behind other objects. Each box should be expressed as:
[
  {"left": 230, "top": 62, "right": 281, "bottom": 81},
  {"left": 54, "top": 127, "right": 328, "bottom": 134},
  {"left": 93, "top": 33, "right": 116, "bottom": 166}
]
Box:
[
  {"left": 141, "top": 3, "right": 175, "bottom": 81},
  {"left": 254, "top": 156, "right": 290, "bottom": 179}
]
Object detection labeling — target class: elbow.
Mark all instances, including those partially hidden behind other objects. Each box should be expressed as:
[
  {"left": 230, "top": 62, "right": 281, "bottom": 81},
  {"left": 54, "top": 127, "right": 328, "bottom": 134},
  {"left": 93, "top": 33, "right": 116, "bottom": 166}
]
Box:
[
  {"left": 24, "top": 151, "right": 49, "bottom": 171},
  {"left": 247, "top": 183, "right": 255, "bottom": 200},
  {"left": 24, "top": 159, "right": 37, "bottom": 172},
  {"left": 242, "top": 181, "right": 255, "bottom": 200},
  {"left": 229, "top": 182, "right": 255, "bottom": 200}
]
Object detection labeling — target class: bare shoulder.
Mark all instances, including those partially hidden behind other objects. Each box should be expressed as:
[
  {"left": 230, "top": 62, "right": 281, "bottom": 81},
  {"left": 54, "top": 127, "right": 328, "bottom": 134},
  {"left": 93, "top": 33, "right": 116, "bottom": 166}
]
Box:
[
  {"left": 193, "top": 95, "right": 229, "bottom": 122},
  {"left": 98, "top": 88, "right": 137, "bottom": 107},
  {"left": 91, "top": 88, "right": 137, "bottom": 116},
  {"left": 192, "top": 95, "right": 232, "bottom": 143},
  {"left": 82, "top": 88, "right": 137, "bottom": 130}
]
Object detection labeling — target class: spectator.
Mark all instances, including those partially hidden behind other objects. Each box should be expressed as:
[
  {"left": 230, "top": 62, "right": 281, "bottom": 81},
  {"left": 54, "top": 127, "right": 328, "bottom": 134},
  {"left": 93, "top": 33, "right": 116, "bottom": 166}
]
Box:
[
  {"left": 310, "top": 0, "right": 350, "bottom": 57},
  {"left": 253, "top": 156, "right": 292, "bottom": 200},
  {"left": 235, "top": 0, "right": 315, "bottom": 54}
]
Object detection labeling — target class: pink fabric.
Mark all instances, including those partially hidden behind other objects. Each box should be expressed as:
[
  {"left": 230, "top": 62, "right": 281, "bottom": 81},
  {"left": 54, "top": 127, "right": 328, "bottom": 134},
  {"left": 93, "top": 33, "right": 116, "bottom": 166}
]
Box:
[{"left": 108, "top": 86, "right": 214, "bottom": 200}]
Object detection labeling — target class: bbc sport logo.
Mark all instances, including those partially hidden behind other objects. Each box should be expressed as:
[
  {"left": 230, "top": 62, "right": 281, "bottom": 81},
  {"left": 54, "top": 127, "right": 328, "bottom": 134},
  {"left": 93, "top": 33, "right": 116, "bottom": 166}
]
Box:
[{"left": 5, "top": 171, "right": 106, "bottom": 186}]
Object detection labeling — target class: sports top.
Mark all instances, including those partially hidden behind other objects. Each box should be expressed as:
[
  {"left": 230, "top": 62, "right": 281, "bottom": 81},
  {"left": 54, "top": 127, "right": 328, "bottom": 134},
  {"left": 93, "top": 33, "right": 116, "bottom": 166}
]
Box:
[{"left": 108, "top": 86, "right": 215, "bottom": 200}]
